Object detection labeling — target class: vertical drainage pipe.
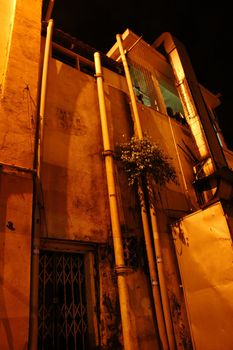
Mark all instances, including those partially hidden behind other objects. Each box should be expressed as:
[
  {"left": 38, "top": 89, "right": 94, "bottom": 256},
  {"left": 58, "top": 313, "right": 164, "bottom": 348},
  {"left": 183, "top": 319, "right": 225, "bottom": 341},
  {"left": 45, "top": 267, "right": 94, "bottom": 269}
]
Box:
[
  {"left": 137, "top": 185, "right": 169, "bottom": 350},
  {"left": 116, "top": 34, "right": 174, "bottom": 349},
  {"left": 37, "top": 19, "right": 53, "bottom": 178},
  {"left": 149, "top": 203, "right": 176, "bottom": 350},
  {"left": 45, "top": 0, "right": 55, "bottom": 21},
  {"left": 29, "top": 19, "right": 53, "bottom": 350},
  {"left": 94, "top": 52, "right": 138, "bottom": 350},
  {"left": 116, "top": 34, "right": 143, "bottom": 139}
]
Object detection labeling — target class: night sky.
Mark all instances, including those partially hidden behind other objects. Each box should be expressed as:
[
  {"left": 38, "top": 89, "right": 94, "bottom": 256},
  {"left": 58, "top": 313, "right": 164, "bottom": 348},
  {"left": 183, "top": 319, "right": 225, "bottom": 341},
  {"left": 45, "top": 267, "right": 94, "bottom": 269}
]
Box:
[{"left": 51, "top": 0, "right": 233, "bottom": 150}]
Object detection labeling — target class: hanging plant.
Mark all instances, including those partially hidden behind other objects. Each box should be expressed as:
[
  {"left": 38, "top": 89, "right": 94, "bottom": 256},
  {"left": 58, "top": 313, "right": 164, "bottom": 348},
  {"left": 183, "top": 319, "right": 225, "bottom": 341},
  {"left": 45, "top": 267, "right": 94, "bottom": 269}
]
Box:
[{"left": 116, "top": 135, "right": 177, "bottom": 187}]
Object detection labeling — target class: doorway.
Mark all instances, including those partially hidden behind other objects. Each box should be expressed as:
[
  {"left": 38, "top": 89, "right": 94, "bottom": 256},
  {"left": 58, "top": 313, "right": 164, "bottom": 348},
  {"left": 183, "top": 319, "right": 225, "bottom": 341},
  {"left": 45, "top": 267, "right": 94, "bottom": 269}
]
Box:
[{"left": 38, "top": 245, "right": 98, "bottom": 350}]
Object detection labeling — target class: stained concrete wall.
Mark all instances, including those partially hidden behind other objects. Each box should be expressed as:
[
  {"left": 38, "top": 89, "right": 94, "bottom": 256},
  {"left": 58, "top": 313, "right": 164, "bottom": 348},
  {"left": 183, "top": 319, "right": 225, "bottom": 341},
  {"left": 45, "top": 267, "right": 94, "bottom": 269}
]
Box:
[
  {"left": 139, "top": 104, "right": 199, "bottom": 212},
  {"left": 42, "top": 59, "right": 160, "bottom": 348},
  {"left": 0, "top": 0, "right": 41, "bottom": 168},
  {"left": 42, "top": 48, "right": 200, "bottom": 238},
  {"left": 0, "top": 172, "right": 33, "bottom": 350},
  {"left": 42, "top": 59, "right": 110, "bottom": 241},
  {"left": 0, "top": 0, "right": 16, "bottom": 88},
  {"left": 0, "top": 0, "right": 41, "bottom": 348}
]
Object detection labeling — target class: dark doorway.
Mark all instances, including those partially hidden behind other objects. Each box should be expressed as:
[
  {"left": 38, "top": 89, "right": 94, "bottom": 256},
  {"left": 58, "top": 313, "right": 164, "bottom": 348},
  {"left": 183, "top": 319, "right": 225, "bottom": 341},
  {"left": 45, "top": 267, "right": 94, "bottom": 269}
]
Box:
[{"left": 38, "top": 250, "right": 88, "bottom": 350}]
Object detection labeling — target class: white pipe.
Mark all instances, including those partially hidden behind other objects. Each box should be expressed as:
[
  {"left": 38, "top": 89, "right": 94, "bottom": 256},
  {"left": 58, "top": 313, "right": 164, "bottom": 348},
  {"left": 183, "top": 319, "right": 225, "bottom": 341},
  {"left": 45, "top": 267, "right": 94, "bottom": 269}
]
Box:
[
  {"left": 116, "top": 34, "right": 143, "bottom": 139},
  {"left": 116, "top": 34, "right": 175, "bottom": 349},
  {"left": 137, "top": 185, "right": 169, "bottom": 350},
  {"left": 168, "top": 116, "right": 193, "bottom": 210},
  {"left": 94, "top": 51, "right": 139, "bottom": 350},
  {"left": 45, "top": 0, "right": 55, "bottom": 21},
  {"left": 29, "top": 19, "right": 53, "bottom": 350},
  {"left": 37, "top": 19, "right": 53, "bottom": 178}
]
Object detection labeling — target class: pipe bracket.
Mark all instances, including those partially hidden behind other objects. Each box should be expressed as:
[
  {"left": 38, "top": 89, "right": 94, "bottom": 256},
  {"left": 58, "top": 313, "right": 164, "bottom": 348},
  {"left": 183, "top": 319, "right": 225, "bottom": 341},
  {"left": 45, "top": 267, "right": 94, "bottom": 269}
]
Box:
[
  {"left": 102, "top": 150, "right": 114, "bottom": 157},
  {"left": 115, "top": 265, "right": 133, "bottom": 276},
  {"left": 94, "top": 73, "right": 103, "bottom": 78},
  {"left": 151, "top": 279, "right": 158, "bottom": 286}
]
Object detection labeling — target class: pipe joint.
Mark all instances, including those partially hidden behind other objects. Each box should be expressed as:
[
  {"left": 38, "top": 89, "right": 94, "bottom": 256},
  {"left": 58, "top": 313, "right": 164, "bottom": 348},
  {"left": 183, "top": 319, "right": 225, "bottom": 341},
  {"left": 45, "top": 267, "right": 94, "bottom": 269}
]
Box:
[
  {"left": 115, "top": 265, "right": 133, "bottom": 275},
  {"left": 156, "top": 256, "right": 163, "bottom": 263},
  {"left": 175, "top": 80, "right": 185, "bottom": 88},
  {"left": 94, "top": 73, "right": 103, "bottom": 79},
  {"left": 102, "top": 149, "right": 114, "bottom": 157},
  {"left": 151, "top": 279, "right": 158, "bottom": 286}
]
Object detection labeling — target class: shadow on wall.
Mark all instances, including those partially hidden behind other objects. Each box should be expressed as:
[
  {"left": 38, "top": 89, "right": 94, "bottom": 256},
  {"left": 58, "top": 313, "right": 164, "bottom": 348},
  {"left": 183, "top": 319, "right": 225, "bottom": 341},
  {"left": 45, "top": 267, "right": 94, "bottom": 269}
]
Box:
[{"left": 40, "top": 58, "right": 108, "bottom": 240}]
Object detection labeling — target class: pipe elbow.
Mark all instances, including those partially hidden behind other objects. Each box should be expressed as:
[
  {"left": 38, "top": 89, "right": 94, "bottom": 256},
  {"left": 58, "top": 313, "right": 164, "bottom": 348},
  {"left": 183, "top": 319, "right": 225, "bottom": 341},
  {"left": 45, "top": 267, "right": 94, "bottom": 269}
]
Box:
[{"left": 153, "top": 32, "right": 176, "bottom": 54}]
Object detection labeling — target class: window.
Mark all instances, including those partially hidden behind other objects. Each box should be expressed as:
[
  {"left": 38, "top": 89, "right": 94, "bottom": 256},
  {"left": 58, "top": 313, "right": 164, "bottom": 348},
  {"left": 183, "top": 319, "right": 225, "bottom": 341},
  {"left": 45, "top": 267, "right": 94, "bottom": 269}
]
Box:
[
  {"left": 52, "top": 45, "right": 95, "bottom": 76},
  {"left": 158, "top": 77, "right": 187, "bottom": 125},
  {"left": 129, "top": 63, "right": 159, "bottom": 110}
]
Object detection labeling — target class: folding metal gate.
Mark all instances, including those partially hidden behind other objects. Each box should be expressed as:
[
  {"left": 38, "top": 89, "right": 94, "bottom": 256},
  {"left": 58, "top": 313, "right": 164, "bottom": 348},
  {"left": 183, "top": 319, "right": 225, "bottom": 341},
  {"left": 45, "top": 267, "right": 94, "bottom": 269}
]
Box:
[{"left": 38, "top": 250, "right": 88, "bottom": 350}]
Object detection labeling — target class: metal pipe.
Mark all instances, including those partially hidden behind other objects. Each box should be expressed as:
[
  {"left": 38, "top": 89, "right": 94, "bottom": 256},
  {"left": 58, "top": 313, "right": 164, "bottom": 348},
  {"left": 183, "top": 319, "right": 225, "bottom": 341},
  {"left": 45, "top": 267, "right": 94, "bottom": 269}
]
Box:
[
  {"left": 29, "top": 19, "right": 53, "bottom": 350},
  {"left": 45, "top": 0, "right": 55, "bottom": 21},
  {"left": 167, "top": 117, "right": 193, "bottom": 210},
  {"left": 116, "top": 34, "right": 175, "bottom": 349},
  {"left": 37, "top": 19, "right": 53, "bottom": 178},
  {"left": 149, "top": 203, "right": 176, "bottom": 350},
  {"left": 94, "top": 52, "right": 138, "bottom": 350},
  {"left": 116, "top": 34, "right": 143, "bottom": 139},
  {"left": 137, "top": 185, "right": 169, "bottom": 350}
]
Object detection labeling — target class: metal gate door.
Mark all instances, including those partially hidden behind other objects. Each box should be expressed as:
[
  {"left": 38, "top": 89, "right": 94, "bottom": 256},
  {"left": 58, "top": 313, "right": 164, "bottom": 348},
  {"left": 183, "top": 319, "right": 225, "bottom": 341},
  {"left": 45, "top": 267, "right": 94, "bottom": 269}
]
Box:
[{"left": 38, "top": 250, "right": 88, "bottom": 350}]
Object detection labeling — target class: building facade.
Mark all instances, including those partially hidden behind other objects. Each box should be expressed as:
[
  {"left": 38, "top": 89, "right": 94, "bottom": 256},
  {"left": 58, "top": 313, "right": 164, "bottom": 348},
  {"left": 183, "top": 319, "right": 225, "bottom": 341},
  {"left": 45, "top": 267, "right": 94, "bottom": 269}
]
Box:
[{"left": 0, "top": 1, "right": 233, "bottom": 349}]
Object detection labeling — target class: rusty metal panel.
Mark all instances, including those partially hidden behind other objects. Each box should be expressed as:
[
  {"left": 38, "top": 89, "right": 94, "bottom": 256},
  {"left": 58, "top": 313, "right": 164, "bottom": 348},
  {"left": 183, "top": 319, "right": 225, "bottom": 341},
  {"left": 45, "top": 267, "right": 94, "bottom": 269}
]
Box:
[{"left": 172, "top": 201, "right": 233, "bottom": 350}]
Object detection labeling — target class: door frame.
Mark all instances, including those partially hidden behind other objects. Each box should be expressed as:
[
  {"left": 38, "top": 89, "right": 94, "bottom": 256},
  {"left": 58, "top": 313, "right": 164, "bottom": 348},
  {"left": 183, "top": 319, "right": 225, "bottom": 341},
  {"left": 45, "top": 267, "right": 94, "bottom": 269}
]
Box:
[{"left": 32, "top": 238, "right": 99, "bottom": 350}]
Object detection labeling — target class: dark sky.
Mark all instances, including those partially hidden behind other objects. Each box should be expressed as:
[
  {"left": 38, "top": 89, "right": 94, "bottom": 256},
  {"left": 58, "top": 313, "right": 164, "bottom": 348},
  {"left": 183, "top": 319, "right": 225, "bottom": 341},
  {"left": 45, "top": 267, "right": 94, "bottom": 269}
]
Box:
[{"left": 51, "top": 0, "right": 233, "bottom": 150}]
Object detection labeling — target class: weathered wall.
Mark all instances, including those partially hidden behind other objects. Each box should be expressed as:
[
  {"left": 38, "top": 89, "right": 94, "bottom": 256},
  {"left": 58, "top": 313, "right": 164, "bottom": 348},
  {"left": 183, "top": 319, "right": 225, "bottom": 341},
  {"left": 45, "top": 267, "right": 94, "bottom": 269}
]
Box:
[
  {"left": 139, "top": 104, "right": 199, "bottom": 212},
  {"left": 42, "top": 59, "right": 162, "bottom": 348},
  {"left": 0, "top": 0, "right": 41, "bottom": 168},
  {"left": 0, "top": 0, "right": 41, "bottom": 348},
  {"left": 42, "top": 59, "right": 110, "bottom": 241},
  {"left": 105, "top": 72, "right": 197, "bottom": 349},
  {"left": 106, "top": 85, "right": 160, "bottom": 348},
  {"left": 0, "top": 0, "right": 16, "bottom": 88},
  {"left": 41, "top": 54, "right": 201, "bottom": 347},
  {"left": 0, "top": 172, "right": 33, "bottom": 350}
]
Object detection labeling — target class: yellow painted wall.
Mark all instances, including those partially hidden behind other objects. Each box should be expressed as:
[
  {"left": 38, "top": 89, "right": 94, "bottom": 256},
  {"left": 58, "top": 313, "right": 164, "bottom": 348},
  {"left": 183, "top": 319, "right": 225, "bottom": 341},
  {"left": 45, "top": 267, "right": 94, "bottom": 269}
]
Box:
[
  {"left": 42, "top": 59, "right": 110, "bottom": 242},
  {"left": 43, "top": 56, "right": 200, "bottom": 239},
  {"left": 0, "top": 0, "right": 16, "bottom": 89},
  {"left": 0, "top": 0, "right": 41, "bottom": 169},
  {"left": 0, "top": 172, "right": 33, "bottom": 350},
  {"left": 42, "top": 58, "right": 166, "bottom": 348},
  {"left": 0, "top": 0, "right": 41, "bottom": 348},
  {"left": 139, "top": 104, "right": 199, "bottom": 212}
]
